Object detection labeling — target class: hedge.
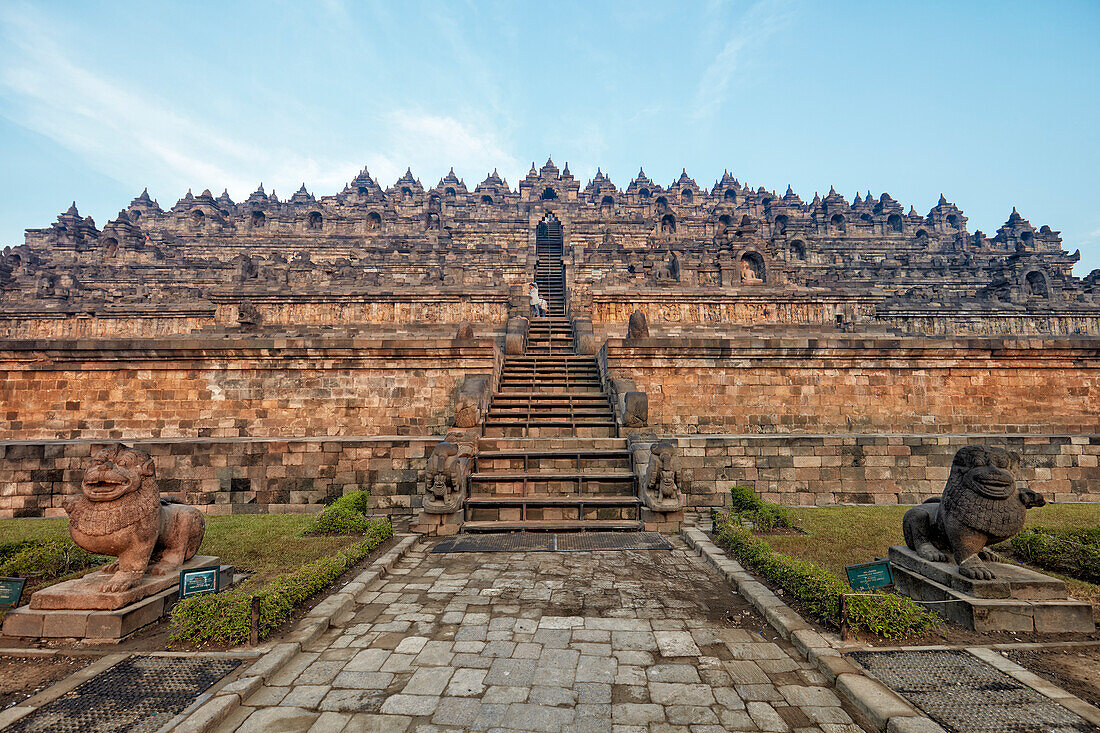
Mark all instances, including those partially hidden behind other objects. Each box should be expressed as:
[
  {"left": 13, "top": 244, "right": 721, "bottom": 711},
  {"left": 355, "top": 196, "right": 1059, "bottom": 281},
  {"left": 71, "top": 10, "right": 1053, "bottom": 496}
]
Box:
[
  {"left": 1010, "top": 526, "right": 1100, "bottom": 584},
  {"left": 714, "top": 513, "right": 939, "bottom": 639},
  {"left": 301, "top": 490, "right": 373, "bottom": 536},
  {"left": 169, "top": 515, "right": 392, "bottom": 645},
  {"left": 0, "top": 540, "right": 109, "bottom": 584},
  {"left": 729, "top": 485, "right": 792, "bottom": 530}
]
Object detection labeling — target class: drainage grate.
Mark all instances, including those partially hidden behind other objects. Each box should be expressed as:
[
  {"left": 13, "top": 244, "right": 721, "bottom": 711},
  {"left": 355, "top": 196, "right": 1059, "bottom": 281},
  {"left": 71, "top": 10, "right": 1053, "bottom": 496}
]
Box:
[
  {"left": 556, "top": 532, "right": 671, "bottom": 551},
  {"left": 432, "top": 532, "right": 671, "bottom": 553},
  {"left": 8, "top": 656, "right": 241, "bottom": 733},
  {"left": 847, "top": 649, "right": 1096, "bottom": 733}
]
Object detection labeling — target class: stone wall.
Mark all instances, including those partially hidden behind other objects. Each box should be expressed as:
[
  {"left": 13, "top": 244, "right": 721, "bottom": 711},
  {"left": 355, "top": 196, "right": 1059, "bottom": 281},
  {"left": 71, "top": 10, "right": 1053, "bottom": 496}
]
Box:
[
  {"left": 0, "top": 437, "right": 436, "bottom": 519},
  {"left": 4, "top": 432, "right": 1095, "bottom": 519},
  {"left": 664, "top": 434, "right": 1100, "bottom": 509},
  {"left": 0, "top": 291, "right": 512, "bottom": 339},
  {"left": 0, "top": 335, "right": 497, "bottom": 440},
  {"left": 607, "top": 335, "right": 1100, "bottom": 435}
]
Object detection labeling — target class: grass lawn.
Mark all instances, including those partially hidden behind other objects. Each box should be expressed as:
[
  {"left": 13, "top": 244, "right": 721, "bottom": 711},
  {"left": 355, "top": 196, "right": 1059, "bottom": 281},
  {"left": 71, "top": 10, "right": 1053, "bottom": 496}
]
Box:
[
  {"left": 0, "top": 514, "right": 368, "bottom": 595},
  {"left": 765, "top": 503, "right": 1099, "bottom": 611}
]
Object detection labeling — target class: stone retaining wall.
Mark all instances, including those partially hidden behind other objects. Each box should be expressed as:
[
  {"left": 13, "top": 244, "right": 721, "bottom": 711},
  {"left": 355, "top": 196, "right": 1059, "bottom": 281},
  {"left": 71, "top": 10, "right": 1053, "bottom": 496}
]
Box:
[
  {"left": 3, "top": 433, "right": 1095, "bottom": 519},
  {"left": 662, "top": 433, "right": 1100, "bottom": 509},
  {"left": 0, "top": 437, "right": 437, "bottom": 519},
  {"left": 607, "top": 335, "right": 1100, "bottom": 435},
  {"left": 0, "top": 335, "right": 497, "bottom": 440}
]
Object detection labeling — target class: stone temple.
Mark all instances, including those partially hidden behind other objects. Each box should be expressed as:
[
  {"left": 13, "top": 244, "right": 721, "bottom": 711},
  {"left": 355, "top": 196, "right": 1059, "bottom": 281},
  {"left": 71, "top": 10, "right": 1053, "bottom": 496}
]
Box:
[{"left": 1, "top": 159, "right": 1098, "bottom": 529}]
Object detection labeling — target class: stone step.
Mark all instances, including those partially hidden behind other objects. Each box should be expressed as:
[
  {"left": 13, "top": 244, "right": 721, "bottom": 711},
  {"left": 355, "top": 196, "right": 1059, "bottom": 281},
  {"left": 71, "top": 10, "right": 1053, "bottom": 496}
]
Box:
[
  {"left": 482, "top": 424, "right": 618, "bottom": 438},
  {"left": 466, "top": 495, "right": 640, "bottom": 507},
  {"left": 470, "top": 471, "right": 634, "bottom": 482},
  {"left": 462, "top": 519, "right": 643, "bottom": 533},
  {"left": 478, "top": 437, "right": 629, "bottom": 451}
]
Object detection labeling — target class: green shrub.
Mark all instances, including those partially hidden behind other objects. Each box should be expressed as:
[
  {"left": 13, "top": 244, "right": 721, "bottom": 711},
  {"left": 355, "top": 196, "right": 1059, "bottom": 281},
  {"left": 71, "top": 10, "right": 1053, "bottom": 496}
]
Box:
[
  {"left": 301, "top": 490, "right": 373, "bottom": 536},
  {"left": 305, "top": 506, "right": 370, "bottom": 536},
  {"left": 728, "top": 486, "right": 792, "bottom": 530},
  {"left": 730, "top": 485, "right": 765, "bottom": 513},
  {"left": 170, "top": 516, "right": 392, "bottom": 645},
  {"left": 714, "top": 513, "right": 939, "bottom": 639},
  {"left": 1011, "top": 526, "right": 1100, "bottom": 584},
  {"left": 329, "top": 490, "right": 371, "bottom": 514},
  {"left": 0, "top": 540, "right": 109, "bottom": 582}
]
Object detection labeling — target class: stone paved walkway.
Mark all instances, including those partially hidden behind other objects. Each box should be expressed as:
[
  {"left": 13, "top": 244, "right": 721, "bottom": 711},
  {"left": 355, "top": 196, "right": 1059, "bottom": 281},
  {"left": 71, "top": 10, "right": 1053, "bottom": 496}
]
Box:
[{"left": 216, "top": 538, "right": 864, "bottom": 732}]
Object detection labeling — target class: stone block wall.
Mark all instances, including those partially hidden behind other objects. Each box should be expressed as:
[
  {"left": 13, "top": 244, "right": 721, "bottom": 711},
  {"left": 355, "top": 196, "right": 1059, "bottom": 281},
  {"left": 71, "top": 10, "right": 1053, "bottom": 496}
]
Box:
[
  {"left": 0, "top": 437, "right": 439, "bottom": 519},
  {"left": 4, "top": 432, "right": 1095, "bottom": 520},
  {"left": 607, "top": 336, "right": 1100, "bottom": 435},
  {"left": 0, "top": 335, "right": 497, "bottom": 440},
  {"left": 665, "top": 434, "right": 1100, "bottom": 509}
]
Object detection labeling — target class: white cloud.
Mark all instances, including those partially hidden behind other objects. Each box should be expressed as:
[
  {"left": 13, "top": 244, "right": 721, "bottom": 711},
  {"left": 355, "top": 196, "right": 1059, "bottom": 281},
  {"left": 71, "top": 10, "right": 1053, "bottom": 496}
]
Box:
[
  {"left": 0, "top": 4, "right": 520, "bottom": 202},
  {"left": 693, "top": 0, "right": 794, "bottom": 120}
]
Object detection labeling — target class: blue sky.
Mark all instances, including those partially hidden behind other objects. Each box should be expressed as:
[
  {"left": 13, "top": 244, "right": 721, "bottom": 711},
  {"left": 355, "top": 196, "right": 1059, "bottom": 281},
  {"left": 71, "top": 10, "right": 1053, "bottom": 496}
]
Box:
[{"left": 2, "top": 0, "right": 1098, "bottom": 273}]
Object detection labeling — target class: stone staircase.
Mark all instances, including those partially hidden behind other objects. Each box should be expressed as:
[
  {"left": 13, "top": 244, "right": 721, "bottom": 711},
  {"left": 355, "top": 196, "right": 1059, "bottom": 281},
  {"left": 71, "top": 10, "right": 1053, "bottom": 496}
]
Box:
[{"left": 464, "top": 218, "right": 642, "bottom": 532}]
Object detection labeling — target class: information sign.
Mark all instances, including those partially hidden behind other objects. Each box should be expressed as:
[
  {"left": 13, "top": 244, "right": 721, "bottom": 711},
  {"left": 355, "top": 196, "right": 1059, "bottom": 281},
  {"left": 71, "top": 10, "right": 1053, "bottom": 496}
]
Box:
[
  {"left": 844, "top": 560, "right": 894, "bottom": 591},
  {"left": 178, "top": 566, "right": 221, "bottom": 599},
  {"left": 0, "top": 577, "right": 27, "bottom": 610}
]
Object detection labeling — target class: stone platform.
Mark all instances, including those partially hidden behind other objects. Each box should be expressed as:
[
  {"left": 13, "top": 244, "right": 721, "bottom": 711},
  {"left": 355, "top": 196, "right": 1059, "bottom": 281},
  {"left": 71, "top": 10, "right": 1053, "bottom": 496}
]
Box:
[
  {"left": 888, "top": 545, "right": 1094, "bottom": 633},
  {"left": 2, "top": 556, "right": 234, "bottom": 640}
]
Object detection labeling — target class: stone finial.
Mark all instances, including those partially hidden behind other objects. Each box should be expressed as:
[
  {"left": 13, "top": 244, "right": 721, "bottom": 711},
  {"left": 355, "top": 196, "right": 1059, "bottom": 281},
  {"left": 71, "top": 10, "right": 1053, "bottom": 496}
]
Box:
[{"left": 627, "top": 309, "right": 649, "bottom": 339}]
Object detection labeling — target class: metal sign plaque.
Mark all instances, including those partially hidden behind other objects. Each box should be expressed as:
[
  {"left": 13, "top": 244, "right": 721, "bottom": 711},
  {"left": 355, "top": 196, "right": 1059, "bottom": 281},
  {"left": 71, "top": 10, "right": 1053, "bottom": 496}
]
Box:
[
  {"left": 0, "top": 577, "right": 26, "bottom": 610},
  {"left": 178, "top": 566, "right": 221, "bottom": 599},
  {"left": 845, "top": 560, "right": 894, "bottom": 591}
]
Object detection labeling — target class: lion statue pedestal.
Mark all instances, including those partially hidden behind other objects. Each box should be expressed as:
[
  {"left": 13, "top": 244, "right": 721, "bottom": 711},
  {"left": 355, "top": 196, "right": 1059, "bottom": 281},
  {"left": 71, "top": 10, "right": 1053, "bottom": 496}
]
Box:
[
  {"left": 2, "top": 444, "right": 233, "bottom": 640},
  {"left": 890, "top": 446, "right": 1092, "bottom": 632}
]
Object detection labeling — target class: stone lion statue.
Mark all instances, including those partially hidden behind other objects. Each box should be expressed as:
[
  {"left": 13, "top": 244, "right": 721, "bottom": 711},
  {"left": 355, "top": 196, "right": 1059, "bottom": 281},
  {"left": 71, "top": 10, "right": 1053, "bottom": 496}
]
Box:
[
  {"left": 423, "top": 441, "right": 469, "bottom": 514},
  {"left": 65, "top": 444, "right": 205, "bottom": 593},
  {"left": 642, "top": 442, "right": 683, "bottom": 512},
  {"left": 902, "top": 445, "right": 1045, "bottom": 580}
]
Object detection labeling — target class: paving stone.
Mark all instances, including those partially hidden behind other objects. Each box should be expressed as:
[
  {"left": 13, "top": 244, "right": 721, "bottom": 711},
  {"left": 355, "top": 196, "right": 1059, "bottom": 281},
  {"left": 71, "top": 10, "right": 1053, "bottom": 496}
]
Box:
[
  {"left": 403, "top": 666, "right": 454, "bottom": 695},
  {"left": 576, "top": 682, "right": 612, "bottom": 704},
  {"left": 502, "top": 702, "right": 575, "bottom": 731},
  {"left": 306, "top": 711, "right": 352, "bottom": 733},
  {"left": 611, "top": 703, "right": 666, "bottom": 725},
  {"left": 214, "top": 546, "right": 871, "bottom": 733},
  {"left": 346, "top": 713, "right": 413, "bottom": 732},
  {"left": 394, "top": 636, "right": 429, "bottom": 654},
  {"left": 379, "top": 693, "right": 441, "bottom": 716},
  {"left": 245, "top": 685, "right": 289, "bottom": 706},
  {"left": 611, "top": 631, "right": 658, "bottom": 651},
  {"left": 665, "top": 704, "right": 719, "bottom": 725},
  {"left": 654, "top": 631, "right": 702, "bottom": 657},
  {"left": 483, "top": 685, "right": 530, "bottom": 703},
  {"left": 484, "top": 657, "right": 538, "bottom": 686},
  {"left": 283, "top": 685, "right": 331, "bottom": 708},
  {"left": 648, "top": 682, "right": 716, "bottom": 706},
  {"left": 445, "top": 667, "right": 488, "bottom": 696},
  {"left": 530, "top": 685, "right": 578, "bottom": 706},
  {"left": 779, "top": 684, "right": 842, "bottom": 708},
  {"left": 717, "top": 707, "right": 757, "bottom": 730},
  {"left": 332, "top": 671, "right": 394, "bottom": 689},
  {"left": 647, "top": 664, "right": 702, "bottom": 683},
  {"left": 747, "top": 700, "right": 792, "bottom": 732},
  {"left": 431, "top": 696, "right": 482, "bottom": 727},
  {"left": 318, "top": 688, "right": 388, "bottom": 713},
  {"left": 577, "top": 655, "right": 617, "bottom": 683},
  {"left": 237, "top": 706, "right": 318, "bottom": 733}
]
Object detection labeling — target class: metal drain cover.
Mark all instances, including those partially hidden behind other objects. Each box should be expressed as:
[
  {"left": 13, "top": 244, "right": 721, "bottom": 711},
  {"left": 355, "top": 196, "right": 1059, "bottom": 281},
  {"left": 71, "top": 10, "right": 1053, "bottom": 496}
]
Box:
[
  {"left": 432, "top": 532, "right": 672, "bottom": 553},
  {"left": 847, "top": 649, "right": 1096, "bottom": 733},
  {"left": 8, "top": 656, "right": 241, "bottom": 733}
]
